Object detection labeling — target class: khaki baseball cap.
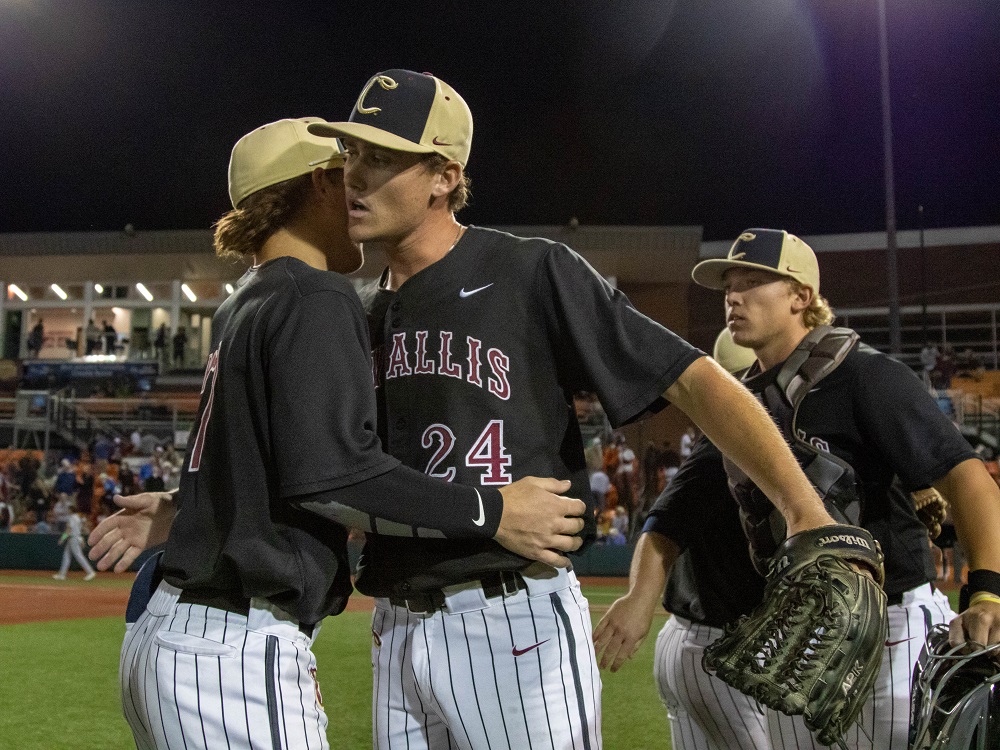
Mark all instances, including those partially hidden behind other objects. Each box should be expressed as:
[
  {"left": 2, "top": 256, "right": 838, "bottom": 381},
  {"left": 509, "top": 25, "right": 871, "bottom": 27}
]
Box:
[
  {"left": 691, "top": 229, "right": 820, "bottom": 293},
  {"left": 712, "top": 328, "right": 757, "bottom": 374},
  {"left": 228, "top": 118, "right": 346, "bottom": 209},
  {"left": 308, "top": 69, "right": 473, "bottom": 167}
]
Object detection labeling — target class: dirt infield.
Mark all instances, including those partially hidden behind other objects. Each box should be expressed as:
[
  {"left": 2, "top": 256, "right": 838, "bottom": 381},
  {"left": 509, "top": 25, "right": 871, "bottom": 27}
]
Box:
[{"left": 0, "top": 571, "right": 630, "bottom": 626}]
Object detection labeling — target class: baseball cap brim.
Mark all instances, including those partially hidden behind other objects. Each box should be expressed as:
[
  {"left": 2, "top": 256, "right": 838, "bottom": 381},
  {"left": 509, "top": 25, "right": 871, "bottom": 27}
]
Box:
[
  {"left": 691, "top": 258, "right": 799, "bottom": 290},
  {"left": 308, "top": 121, "right": 436, "bottom": 155}
]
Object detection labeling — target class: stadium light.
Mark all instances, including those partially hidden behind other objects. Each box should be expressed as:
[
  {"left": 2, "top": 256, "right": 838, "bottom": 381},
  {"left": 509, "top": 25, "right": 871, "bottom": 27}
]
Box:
[
  {"left": 181, "top": 283, "right": 197, "bottom": 302},
  {"left": 136, "top": 283, "right": 154, "bottom": 301},
  {"left": 94, "top": 283, "right": 104, "bottom": 293},
  {"left": 225, "top": 283, "right": 235, "bottom": 295},
  {"left": 51, "top": 283, "right": 68, "bottom": 300},
  {"left": 9, "top": 284, "right": 28, "bottom": 301}
]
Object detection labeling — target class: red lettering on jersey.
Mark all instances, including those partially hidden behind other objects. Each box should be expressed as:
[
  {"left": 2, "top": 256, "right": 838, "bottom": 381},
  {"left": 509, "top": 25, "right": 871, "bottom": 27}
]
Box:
[
  {"left": 465, "top": 420, "right": 513, "bottom": 484},
  {"left": 385, "top": 333, "right": 413, "bottom": 379},
  {"left": 413, "top": 331, "right": 436, "bottom": 375},
  {"left": 438, "top": 331, "right": 463, "bottom": 379},
  {"left": 421, "top": 424, "right": 457, "bottom": 481},
  {"left": 188, "top": 349, "right": 220, "bottom": 472},
  {"left": 466, "top": 336, "right": 482, "bottom": 387},
  {"left": 487, "top": 348, "right": 511, "bottom": 400}
]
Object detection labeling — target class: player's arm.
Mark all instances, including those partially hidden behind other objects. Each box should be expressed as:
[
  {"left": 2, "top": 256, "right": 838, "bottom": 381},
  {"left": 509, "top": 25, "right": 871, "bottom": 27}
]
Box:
[
  {"left": 293, "top": 470, "right": 586, "bottom": 569},
  {"left": 88, "top": 490, "right": 176, "bottom": 573},
  {"left": 933, "top": 458, "right": 1000, "bottom": 646},
  {"left": 664, "top": 356, "right": 834, "bottom": 535},
  {"left": 593, "top": 530, "right": 679, "bottom": 672}
]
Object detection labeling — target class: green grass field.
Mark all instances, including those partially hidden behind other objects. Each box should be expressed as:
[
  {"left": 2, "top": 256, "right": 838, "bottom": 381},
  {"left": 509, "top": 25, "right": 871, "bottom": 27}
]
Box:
[
  {"left": 0, "top": 578, "right": 963, "bottom": 749},
  {"left": 0, "top": 580, "right": 671, "bottom": 749}
]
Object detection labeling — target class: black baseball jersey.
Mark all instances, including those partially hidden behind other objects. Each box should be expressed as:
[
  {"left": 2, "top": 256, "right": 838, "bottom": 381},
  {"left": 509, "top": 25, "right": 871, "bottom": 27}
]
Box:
[
  {"left": 644, "top": 436, "right": 766, "bottom": 628},
  {"left": 161, "top": 257, "right": 505, "bottom": 625},
  {"left": 356, "top": 225, "right": 703, "bottom": 597},
  {"left": 741, "top": 342, "right": 977, "bottom": 596}
]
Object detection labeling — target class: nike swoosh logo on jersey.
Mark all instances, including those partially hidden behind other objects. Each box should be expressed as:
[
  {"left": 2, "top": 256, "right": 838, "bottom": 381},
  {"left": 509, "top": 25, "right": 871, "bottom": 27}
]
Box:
[
  {"left": 512, "top": 639, "right": 549, "bottom": 657},
  {"left": 459, "top": 283, "right": 494, "bottom": 298},
  {"left": 885, "top": 637, "right": 914, "bottom": 647},
  {"left": 472, "top": 489, "right": 486, "bottom": 527}
]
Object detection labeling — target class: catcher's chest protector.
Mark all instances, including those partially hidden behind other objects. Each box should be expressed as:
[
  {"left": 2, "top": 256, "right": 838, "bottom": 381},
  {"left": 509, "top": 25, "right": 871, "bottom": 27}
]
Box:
[{"left": 723, "top": 326, "right": 861, "bottom": 574}]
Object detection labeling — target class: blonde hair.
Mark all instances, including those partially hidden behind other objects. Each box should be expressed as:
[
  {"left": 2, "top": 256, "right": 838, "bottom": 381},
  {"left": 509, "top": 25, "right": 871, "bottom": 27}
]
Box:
[
  {"left": 422, "top": 153, "right": 471, "bottom": 212},
  {"left": 786, "top": 279, "right": 835, "bottom": 328},
  {"left": 212, "top": 173, "right": 314, "bottom": 260}
]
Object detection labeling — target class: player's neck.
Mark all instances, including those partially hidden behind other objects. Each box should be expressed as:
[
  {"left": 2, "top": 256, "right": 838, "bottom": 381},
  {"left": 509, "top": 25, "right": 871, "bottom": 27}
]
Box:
[
  {"left": 255, "top": 227, "right": 329, "bottom": 271},
  {"left": 754, "top": 325, "right": 810, "bottom": 372},
  {"left": 383, "top": 215, "right": 464, "bottom": 291}
]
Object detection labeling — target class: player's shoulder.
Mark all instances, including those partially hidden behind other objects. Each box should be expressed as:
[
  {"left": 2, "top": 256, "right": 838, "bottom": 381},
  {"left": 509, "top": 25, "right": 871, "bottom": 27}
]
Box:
[{"left": 465, "top": 226, "right": 579, "bottom": 268}]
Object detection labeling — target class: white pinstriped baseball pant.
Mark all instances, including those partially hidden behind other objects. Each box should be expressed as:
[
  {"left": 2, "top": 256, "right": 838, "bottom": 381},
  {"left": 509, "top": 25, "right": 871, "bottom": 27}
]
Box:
[
  {"left": 120, "top": 580, "right": 328, "bottom": 750},
  {"left": 654, "top": 615, "right": 771, "bottom": 750},
  {"left": 371, "top": 566, "right": 602, "bottom": 750},
  {"left": 768, "top": 583, "right": 955, "bottom": 750}
]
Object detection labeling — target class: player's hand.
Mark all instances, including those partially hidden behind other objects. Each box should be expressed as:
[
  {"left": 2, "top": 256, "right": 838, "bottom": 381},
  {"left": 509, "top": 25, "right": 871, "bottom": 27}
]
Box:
[
  {"left": 593, "top": 592, "right": 658, "bottom": 672},
  {"left": 495, "top": 477, "right": 585, "bottom": 569},
  {"left": 87, "top": 492, "right": 176, "bottom": 573},
  {"left": 948, "top": 600, "right": 1000, "bottom": 648}
]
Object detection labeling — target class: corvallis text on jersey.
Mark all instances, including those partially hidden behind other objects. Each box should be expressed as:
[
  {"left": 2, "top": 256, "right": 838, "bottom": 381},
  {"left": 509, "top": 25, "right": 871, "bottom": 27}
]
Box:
[{"left": 373, "top": 330, "right": 511, "bottom": 400}]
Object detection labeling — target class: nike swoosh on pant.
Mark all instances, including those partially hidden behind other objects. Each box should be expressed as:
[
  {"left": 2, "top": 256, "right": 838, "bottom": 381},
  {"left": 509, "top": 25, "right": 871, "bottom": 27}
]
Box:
[{"left": 512, "top": 639, "right": 549, "bottom": 657}]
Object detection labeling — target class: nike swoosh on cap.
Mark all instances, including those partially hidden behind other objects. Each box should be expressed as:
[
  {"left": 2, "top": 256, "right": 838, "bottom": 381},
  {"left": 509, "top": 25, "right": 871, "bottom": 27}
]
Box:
[
  {"left": 512, "top": 639, "right": 549, "bottom": 657},
  {"left": 459, "top": 283, "right": 494, "bottom": 298},
  {"left": 432, "top": 136, "right": 452, "bottom": 146}
]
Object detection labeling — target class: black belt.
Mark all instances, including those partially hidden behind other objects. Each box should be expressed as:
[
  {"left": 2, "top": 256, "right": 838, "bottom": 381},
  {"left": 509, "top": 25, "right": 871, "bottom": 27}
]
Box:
[
  {"left": 177, "top": 589, "right": 314, "bottom": 636},
  {"left": 388, "top": 571, "right": 526, "bottom": 614}
]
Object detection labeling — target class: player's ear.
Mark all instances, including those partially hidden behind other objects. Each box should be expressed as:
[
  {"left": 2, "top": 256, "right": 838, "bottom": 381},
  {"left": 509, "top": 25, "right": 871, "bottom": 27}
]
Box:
[
  {"left": 790, "top": 282, "right": 813, "bottom": 314},
  {"left": 430, "top": 161, "right": 463, "bottom": 200}
]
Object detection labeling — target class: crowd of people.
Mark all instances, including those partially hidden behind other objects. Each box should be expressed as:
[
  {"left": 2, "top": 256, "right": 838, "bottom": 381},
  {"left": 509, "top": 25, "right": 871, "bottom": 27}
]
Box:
[{"left": 0, "top": 434, "right": 182, "bottom": 542}]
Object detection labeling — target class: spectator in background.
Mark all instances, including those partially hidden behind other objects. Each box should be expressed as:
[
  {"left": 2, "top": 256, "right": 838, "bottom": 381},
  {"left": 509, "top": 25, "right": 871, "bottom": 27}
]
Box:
[
  {"left": 920, "top": 341, "right": 940, "bottom": 387},
  {"left": 590, "top": 469, "right": 612, "bottom": 511},
  {"left": 143, "top": 465, "right": 165, "bottom": 493},
  {"left": 27, "top": 319, "right": 44, "bottom": 358},
  {"left": 54, "top": 458, "right": 77, "bottom": 500},
  {"left": 75, "top": 465, "right": 94, "bottom": 517},
  {"left": 934, "top": 344, "right": 956, "bottom": 390},
  {"left": 0, "top": 499, "right": 11, "bottom": 532},
  {"left": 102, "top": 320, "right": 117, "bottom": 355},
  {"left": 118, "top": 464, "right": 138, "bottom": 496},
  {"left": 86, "top": 319, "right": 101, "bottom": 355},
  {"left": 34, "top": 511, "right": 53, "bottom": 534},
  {"left": 154, "top": 322, "right": 168, "bottom": 362},
  {"left": 172, "top": 327, "right": 187, "bottom": 367}
]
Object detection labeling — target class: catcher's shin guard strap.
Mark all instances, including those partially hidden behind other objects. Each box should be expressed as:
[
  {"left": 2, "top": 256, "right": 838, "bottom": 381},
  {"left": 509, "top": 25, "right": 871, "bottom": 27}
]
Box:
[{"left": 770, "top": 524, "right": 885, "bottom": 587}]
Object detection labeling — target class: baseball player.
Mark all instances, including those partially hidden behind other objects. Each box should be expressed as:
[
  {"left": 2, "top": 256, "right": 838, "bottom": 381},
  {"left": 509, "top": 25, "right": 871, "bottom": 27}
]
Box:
[
  {"left": 104, "top": 117, "right": 588, "bottom": 750},
  {"left": 594, "top": 330, "right": 772, "bottom": 750},
  {"left": 308, "top": 70, "right": 858, "bottom": 750},
  {"left": 596, "top": 229, "right": 1000, "bottom": 749},
  {"left": 53, "top": 510, "right": 97, "bottom": 581}
]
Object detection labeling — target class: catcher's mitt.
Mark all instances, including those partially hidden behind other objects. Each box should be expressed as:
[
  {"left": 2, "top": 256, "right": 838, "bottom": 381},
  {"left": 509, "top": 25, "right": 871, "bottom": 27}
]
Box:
[
  {"left": 703, "top": 525, "right": 888, "bottom": 748},
  {"left": 911, "top": 487, "right": 948, "bottom": 541}
]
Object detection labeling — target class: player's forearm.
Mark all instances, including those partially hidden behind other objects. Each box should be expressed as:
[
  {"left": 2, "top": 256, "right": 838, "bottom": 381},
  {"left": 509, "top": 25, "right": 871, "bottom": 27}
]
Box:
[
  {"left": 627, "top": 531, "right": 679, "bottom": 604},
  {"left": 665, "top": 357, "right": 832, "bottom": 534},
  {"left": 293, "top": 464, "right": 503, "bottom": 539},
  {"left": 934, "top": 458, "right": 1000, "bottom": 573}
]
